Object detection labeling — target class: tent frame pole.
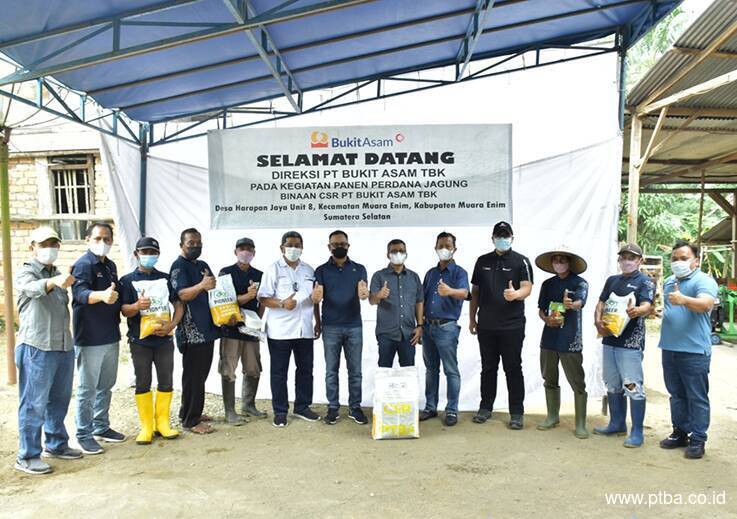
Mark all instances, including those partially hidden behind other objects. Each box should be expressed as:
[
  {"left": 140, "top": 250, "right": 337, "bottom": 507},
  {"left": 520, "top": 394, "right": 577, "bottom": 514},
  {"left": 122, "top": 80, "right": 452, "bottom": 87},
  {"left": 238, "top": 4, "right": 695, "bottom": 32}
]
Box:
[
  {"left": 139, "top": 123, "right": 149, "bottom": 236},
  {"left": 1, "top": 126, "right": 16, "bottom": 385}
]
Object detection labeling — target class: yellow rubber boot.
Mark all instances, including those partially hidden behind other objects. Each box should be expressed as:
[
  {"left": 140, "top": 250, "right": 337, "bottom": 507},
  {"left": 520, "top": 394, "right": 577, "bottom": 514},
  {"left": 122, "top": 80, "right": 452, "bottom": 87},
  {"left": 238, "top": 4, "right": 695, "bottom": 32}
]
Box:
[
  {"left": 135, "top": 392, "right": 154, "bottom": 445},
  {"left": 154, "top": 390, "right": 180, "bottom": 439}
]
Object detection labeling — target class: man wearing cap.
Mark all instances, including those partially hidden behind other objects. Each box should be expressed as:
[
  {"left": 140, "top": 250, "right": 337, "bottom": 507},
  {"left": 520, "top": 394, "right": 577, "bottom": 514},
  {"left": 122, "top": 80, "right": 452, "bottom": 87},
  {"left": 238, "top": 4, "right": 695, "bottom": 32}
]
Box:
[
  {"left": 119, "top": 237, "right": 184, "bottom": 444},
  {"left": 658, "top": 240, "right": 718, "bottom": 459},
  {"left": 218, "top": 237, "right": 266, "bottom": 424},
  {"left": 419, "top": 231, "right": 469, "bottom": 427},
  {"left": 14, "top": 227, "right": 83, "bottom": 474},
  {"left": 257, "top": 231, "right": 321, "bottom": 428},
  {"left": 535, "top": 246, "right": 589, "bottom": 439},
  {"left": 71, "top": 222, "right": 125, "bottom": 454},
  {"left": 594, "top": 243, "right": 654, "bottom": 448},
  {"left": 313, "top": 230, "right": 370, "bottom": 426},
  {"left": 470, "top": 221, "right": 533, "bottom": 430},
  {"left": 170, "top": 228, "right": 220, "bottom": 434}
]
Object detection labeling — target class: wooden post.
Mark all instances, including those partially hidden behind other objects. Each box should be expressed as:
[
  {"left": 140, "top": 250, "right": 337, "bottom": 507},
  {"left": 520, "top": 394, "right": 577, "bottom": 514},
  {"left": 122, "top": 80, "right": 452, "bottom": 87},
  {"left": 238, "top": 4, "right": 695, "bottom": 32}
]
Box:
[
  {"left": 0, "top": 126, "right": 16, "bottom": 385},
  {"left": 732, "top": 190, "right": 737, "bottom": 280},
  {"left": 697, "top": 170, "right": 705, "bottom": 250},
  {"left": 627, "top": 115, "right": 643, "bottom": 243}
]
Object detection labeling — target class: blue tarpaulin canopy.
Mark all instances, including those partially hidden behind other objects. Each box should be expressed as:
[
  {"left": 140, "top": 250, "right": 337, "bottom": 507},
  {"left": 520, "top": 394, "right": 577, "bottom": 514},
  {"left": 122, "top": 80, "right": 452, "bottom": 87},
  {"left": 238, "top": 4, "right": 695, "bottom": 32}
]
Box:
[{"left": 0, "top": 0, "right": 681, "bottom": 124}]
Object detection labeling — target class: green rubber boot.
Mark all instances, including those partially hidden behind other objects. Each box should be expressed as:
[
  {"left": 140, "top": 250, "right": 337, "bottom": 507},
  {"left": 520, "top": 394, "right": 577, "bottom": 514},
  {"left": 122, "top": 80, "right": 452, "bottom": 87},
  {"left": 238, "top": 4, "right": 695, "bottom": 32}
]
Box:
[
  {"left": 537, "top": 388, "right": 560, "bottom": 430},
  {"left": 574, "top": 391, "right": 589, "bottom": 439}
]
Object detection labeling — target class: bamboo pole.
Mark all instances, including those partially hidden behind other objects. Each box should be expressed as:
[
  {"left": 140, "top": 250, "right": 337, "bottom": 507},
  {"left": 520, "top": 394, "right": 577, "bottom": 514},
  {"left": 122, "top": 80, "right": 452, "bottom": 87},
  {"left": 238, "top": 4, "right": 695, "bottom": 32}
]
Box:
[
  {"left": 697, "top": 169, "right": 705, "bottom": 250},
  {"left": 1, "top": 126, "right": 16, "bottom": 385}
]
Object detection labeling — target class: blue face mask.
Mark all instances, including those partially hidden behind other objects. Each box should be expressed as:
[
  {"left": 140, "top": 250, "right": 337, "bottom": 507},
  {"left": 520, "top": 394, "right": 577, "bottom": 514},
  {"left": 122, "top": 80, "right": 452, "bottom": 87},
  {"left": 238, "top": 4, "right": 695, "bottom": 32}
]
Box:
[
  {"left": 494, "top": 237, "right": 513, "bottom": 252},
  {"left": 138, "top": 255, "right": 159, "bottom": 269}
]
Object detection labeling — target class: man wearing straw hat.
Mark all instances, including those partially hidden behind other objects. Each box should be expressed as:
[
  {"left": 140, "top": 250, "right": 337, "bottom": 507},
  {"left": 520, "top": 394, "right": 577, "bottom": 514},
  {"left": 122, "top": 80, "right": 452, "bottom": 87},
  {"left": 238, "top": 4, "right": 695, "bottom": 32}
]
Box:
[{"left": 535, "top": 246, "right": 589, "bottom": 439}]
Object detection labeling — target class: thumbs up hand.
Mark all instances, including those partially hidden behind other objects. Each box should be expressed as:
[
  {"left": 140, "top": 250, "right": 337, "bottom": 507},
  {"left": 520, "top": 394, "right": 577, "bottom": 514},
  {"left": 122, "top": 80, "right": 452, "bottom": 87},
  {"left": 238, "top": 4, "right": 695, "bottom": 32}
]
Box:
[
  {"left": 357, "top": 280, "right": 369, "bottom": 300},
  {"left": 102, "top": 282, "right": 119, "bottom": 305},
  {"left": 625, "top": 297, "right": 640, "bottom": 319},
  {"left": 311, "top": 281, "right": 324, "bottom": 303},
  {"left": 377, "top": 280, "right": 391, "bottom": 300},
  {"left": 282, "top": 292, "right": 297, "bottom": 311},
  {"left": 136, "top": 289, "right": 151, "bottom": 311},
  {"left": 668, "top": 281, "right": 686, "bottom": 306},
  {"left": 437, "top": 279, "right": 452, "bottom": 297},
  {"left": 200, "top": 269, "right": 216, "bottom": 291},
  {"left": 563, "top": 289, "right": 574, "bottom": 310},
  {"left": 503, "top": 280, "right": 517, "bottom": 302}
]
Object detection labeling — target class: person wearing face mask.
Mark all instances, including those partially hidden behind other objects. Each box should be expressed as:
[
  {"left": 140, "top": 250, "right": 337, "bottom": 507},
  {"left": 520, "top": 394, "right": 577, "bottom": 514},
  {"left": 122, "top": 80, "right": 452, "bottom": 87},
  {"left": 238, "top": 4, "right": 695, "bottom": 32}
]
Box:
[
  {"left": 470, "top": 221, "right": 533, "bottom": 430},
  {"left": 658, "top": 240, "right": 717, "bottom": 460},
  {"left": 119, "top": 237, "right": 184, "bottom": 444},
  {"left": 169, "top": 228, "right": 220, "bottom": 434},
  {"left": 14, "top": 227, "right": 83, "bottom": 475},
  {"left": 419, "top": 232, "right": 469, "bottom": 427},
  {"left": 369, "top": 239, "right": 424, "bottom": 368},
  {"left": 71, "top": 222, "right": 125, "bottom": 454},
  {"left": 535, "top": 247, "right": 589, "bottom": 439},
  {"left": 257, "top": 231, "right": 321, "bottom": 428},
  {"left": 593, "top": 243, "right": 654, "bottom": 448},
  {"left": 217, "top": 237, "right": 266, "bottom": 423},
  {"left": 313, "top": 230, "right": 369, "bottom": 426}
]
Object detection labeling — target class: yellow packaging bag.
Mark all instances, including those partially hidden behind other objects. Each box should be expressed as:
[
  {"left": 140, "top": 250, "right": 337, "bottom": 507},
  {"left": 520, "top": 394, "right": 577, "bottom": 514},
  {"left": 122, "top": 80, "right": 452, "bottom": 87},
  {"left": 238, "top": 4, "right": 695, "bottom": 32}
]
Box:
[
  {"left": 371, "top": 366, "right": 420, "bottom": 440},
  {"left": 601, "top": 292, "right": 636, "bottom": 337},
  {"left": 132, "top": 278, "right": 172, "bottom": 339},
  {"left": 208, "top": 275, "right": 243, "bottom": 326}
]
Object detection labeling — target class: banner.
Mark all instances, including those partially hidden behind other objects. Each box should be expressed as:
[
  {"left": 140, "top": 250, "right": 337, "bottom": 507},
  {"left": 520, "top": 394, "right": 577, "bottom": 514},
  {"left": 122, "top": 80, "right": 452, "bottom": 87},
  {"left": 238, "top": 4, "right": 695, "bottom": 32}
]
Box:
[{"left": 208, "top": 124, "right": 512, "bottom": 228}]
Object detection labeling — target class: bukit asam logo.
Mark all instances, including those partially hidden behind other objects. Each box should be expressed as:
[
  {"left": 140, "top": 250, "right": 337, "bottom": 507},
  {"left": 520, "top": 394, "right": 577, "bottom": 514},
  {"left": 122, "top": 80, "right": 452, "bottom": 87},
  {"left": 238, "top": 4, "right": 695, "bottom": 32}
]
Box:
[{"left": 310, "top": 130, "right": 404, "bottom": 148}]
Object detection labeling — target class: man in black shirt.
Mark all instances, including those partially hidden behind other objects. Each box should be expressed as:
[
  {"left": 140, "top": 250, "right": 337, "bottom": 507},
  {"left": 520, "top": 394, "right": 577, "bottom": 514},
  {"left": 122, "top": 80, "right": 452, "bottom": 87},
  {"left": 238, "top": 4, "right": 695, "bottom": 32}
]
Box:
[
  {"left": 218, "top": 238, "right": 266, "bottom": 423},
  {"left": 470, "top": 222, "right": 533, "bottom": 429}
]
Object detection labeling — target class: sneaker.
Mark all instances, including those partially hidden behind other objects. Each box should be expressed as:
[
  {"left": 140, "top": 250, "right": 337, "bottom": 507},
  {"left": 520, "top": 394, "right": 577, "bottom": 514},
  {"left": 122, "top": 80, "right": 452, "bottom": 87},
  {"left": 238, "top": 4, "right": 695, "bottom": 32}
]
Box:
[
  {"left": 659, "top": 428, "right": 689, "bottom": 449},
  {"left": 349, "top": 407, "right": 369, "bottom": 425},
  {"left": 14, "top": 457, "right": 52, "bottom": 475},
  {"left": 293, "top": 407, "right": 321, "bottom": 422},
  {"left": 508, "top": 414, "right": 524, "bottom": 430},
  {"left": 93, "top": 428, "right": 126, "bottom": 443},
  {"left": 472, "top": 409, "right": 492, "bottom": 424},
  {"left": 685, "top": 441, "right": 705, "bottom": 459},
  {"left": 419, "top": 409, "right": 438, "bottom": 421},
  {"left": 445, "top": 413, "right": 458, "bottom": 426},
  {"left": 42, "top": 446, "right": 83, "bottom": 460},
  {"left": 78, "top": 437, "right": 104, "bottom": 455},
  {"left": 272, "top": 414, "right": 288, "bottom": 428},
  {"left": 324, "top": 408, "right": 340, "bottom": 425}
]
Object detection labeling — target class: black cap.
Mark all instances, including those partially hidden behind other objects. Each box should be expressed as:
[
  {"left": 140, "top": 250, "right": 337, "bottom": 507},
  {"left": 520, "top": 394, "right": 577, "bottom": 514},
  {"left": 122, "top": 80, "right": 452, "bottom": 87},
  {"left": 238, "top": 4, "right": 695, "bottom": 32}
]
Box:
[
  {"left": 618, "top": 243, "right": 643, "bottom": 257},
  {"left": 135, "top": 236, "right": 160, "bottom": 252},
  {"left": 235, "top": 237, "right": 255, "bottom": 249},
  {"left": 492, "top": 221, "right": 513, "bottom": 237}
]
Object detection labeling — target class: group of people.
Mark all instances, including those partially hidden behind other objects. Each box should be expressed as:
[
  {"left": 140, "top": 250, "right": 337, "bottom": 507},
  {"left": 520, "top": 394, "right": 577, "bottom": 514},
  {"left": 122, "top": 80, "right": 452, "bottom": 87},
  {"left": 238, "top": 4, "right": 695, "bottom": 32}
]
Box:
[{"left": 14, "top": 220, "right": 717, "bottom": 475}]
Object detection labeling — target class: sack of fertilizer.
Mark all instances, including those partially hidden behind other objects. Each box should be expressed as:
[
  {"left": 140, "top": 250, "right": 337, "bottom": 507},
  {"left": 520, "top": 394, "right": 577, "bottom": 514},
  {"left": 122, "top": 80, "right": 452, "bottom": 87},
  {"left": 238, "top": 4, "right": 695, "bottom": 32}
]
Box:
[
  {"left": 132, "top": 278, "right": 172, "bottom": 339},
  {"left": 601, "top": 292, "right": 636, "bottom": 337},
  {"left": 372, "top": 366, "right": 420, "bottom": 440},
  {"left": 208, "top": 275, "right": 244, "bottom": 326}
]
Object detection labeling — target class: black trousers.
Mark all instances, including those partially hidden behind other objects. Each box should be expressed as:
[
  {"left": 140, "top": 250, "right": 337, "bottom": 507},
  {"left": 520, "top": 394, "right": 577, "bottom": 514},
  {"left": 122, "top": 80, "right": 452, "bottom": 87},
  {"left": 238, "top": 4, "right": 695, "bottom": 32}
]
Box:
[
  {"left": 178, "top": 341, "right": 214, "bottom": 428},
  {"left": 130, "top": 340, "right": 174, "bottom": 394},
  {"left": 478, "top": 328, "right": 525, "bottom": 415}
]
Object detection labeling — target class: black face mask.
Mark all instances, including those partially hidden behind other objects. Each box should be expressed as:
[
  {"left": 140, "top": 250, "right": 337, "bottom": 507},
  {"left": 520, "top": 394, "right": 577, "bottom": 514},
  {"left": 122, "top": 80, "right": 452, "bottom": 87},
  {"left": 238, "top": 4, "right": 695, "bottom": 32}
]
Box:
[
  {"left": 331, "top": 247, "right": 348, "bottom": 259},
  {"left": 184, "top": 246, "right": 202, "bottom": 261}
]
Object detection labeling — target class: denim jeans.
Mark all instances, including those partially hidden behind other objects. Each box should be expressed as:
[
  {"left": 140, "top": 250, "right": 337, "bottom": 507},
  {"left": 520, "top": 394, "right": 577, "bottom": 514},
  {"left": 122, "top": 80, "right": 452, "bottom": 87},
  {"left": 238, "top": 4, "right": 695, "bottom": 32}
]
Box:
[
  {"left": 322, "top": 325, "right": 363, "bottom": 410},
  {"left": 75, "top": 342, "right": 119, "bottom": 440},
  {"left": 601, "top": 344, "right": 645, "bottom": 400},
  {"left": 16, "top": 344, "right": 74, "bottom": 460},
  {"left": 422, "top": 322, "right": 461, "bottom": 413},
  {"left": 268, "top": 338, "right": 314, "bottom": 415},
  {"left": 377, "top": 333, "right": 415, "bottom": 368},
  {"left": 662, "top": 349, "right": 711, "bottom": 443}
]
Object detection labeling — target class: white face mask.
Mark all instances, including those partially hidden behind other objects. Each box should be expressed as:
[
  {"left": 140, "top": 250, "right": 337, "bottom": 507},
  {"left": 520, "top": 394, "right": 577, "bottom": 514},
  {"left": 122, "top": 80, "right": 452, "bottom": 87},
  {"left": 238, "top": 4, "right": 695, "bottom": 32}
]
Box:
[
  {"left": 436, "top": 248, "right": 454, "bottom": 261},
  {"left": 389, "top": 252, "right": 407, "bottom": 265},
  {"left": 283, "top": 247, "right": 302, "bottom": 262},
  {"left": 671, "top": 260, "right": 695, "bottom": 279},
  {"left": 89, "top": 241, "right": 111, "bottom": 258},
  {"left": 36, "top": 247, "right": 58, "bottom": 265}
]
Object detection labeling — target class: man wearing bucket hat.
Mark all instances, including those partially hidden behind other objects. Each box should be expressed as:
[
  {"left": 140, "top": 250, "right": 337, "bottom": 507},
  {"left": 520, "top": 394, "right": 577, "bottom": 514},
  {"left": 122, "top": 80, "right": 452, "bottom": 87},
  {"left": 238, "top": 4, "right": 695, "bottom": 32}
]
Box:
[
  {"left": 535, "top": 246, "right": 589, "bottom": 439},
  {"left": 15, "top": 226, "right": 83, "bottom": 474},
  {"left": 593, "top": 243, "right": 654, "bottom": 448}
]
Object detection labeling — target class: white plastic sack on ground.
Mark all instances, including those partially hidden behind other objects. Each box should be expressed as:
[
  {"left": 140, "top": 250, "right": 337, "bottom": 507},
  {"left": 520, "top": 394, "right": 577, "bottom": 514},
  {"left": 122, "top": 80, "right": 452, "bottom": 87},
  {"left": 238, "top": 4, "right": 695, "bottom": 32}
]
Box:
[{"left": 372, "top": 366, "right": 420, "bottom": 440}]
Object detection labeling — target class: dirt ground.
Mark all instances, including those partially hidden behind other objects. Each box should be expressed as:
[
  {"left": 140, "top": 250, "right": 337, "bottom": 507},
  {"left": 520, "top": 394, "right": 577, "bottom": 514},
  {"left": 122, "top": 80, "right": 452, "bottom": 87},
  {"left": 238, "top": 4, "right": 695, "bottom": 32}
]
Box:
[{"left": 0, "top": 323, "right": 736, "bottom": 519}]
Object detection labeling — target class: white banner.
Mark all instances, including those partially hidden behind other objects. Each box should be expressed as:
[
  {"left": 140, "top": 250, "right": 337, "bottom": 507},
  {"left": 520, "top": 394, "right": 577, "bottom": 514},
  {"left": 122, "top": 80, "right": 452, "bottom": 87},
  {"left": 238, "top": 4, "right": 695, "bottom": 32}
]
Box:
[{"left": 208, "top": 124, "right": 512, "bottom": 228}]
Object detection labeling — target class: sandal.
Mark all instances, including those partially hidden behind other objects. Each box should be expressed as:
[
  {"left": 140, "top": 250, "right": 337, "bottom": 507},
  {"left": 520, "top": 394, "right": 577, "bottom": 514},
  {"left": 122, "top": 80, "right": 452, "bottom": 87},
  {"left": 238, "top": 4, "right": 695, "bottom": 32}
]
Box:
[
  {"left": 188, "top": 422, "right": 215, "bottom": 434},
  {"left": 199, "top": 414, "right": 214, "bottom": 422}
]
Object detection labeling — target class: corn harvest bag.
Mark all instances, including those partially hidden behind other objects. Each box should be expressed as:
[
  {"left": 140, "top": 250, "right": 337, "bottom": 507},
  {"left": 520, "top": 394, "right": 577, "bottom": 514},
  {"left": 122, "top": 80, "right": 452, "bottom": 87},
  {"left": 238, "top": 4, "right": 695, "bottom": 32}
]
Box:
[
  {"left": 548, "top": 301, "right": 566, "bottom": 326},
  {"left": 209, "top": 275, "right": 243, "bottom": 326},
  {"left": 372, "top": 366, "right": 420, "bottom": 440},
  {"left": 601, "top": 292, "right": 636, "bottom": 337},
  {"left": 132, "top": 278, "right": 172, "bottom": 339}
]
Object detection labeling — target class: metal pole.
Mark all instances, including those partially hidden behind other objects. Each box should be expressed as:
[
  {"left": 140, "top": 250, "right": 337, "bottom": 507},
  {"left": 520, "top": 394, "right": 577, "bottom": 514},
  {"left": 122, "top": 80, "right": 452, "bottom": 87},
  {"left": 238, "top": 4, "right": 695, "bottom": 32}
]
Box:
[
  {"left": 617, "top": 32, "right": 627, "bottom": 131},
  {"left": 138, "top": 123, "right": 149, "bottom": 236},
  {"left": 627, "top": 115, "right": 643, "bottom": 243},
  {"left": 1, "top": 126, "right": 16, "bottom": 385}
]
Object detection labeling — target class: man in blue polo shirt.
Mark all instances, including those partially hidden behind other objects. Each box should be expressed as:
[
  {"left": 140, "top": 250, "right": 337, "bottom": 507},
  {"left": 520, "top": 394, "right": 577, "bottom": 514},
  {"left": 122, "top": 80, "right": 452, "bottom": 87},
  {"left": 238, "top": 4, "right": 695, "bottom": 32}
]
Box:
[
  {"left": 313, "top": 230, "right": 369, "bottom": 426},
  {"left": 593, "top": 243, "right": 654, "bottom": 448},
  {"left": 658, "top": 240, "right": 718, "bottom": 460},
  {"left": 72, "top": 222, "right": 125, "bottom": 454},
  {"left": 419, "top": 232, "right": 468, "bottom": 427}
]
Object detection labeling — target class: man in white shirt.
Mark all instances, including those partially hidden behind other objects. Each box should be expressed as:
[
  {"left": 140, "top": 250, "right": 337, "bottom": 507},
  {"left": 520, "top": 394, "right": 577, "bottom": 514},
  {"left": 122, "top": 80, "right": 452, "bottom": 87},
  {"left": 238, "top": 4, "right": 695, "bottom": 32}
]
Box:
[{"left": 257, "top": 231, "right": 321, "bottom": 428}]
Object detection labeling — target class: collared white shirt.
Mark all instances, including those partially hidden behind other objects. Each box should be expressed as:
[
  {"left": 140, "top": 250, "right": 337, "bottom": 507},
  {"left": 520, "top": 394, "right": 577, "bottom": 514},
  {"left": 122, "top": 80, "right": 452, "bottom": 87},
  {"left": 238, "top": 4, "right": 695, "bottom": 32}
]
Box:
[{"left": 257, "top": 257, "right": 315, "bottom": 340}]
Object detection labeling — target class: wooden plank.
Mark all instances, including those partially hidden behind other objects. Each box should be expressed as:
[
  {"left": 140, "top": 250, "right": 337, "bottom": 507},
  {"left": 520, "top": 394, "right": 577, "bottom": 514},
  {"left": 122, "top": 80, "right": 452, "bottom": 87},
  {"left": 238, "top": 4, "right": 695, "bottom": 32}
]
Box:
[
  {"left": 637, "top": 107, "right": 668, "bottom": 172},
  {"left": 640, "top": 69, "right": 737, "bottom": 114},
  {"left": 709, "top": 192, "right": 737, "bottom": 218}
]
